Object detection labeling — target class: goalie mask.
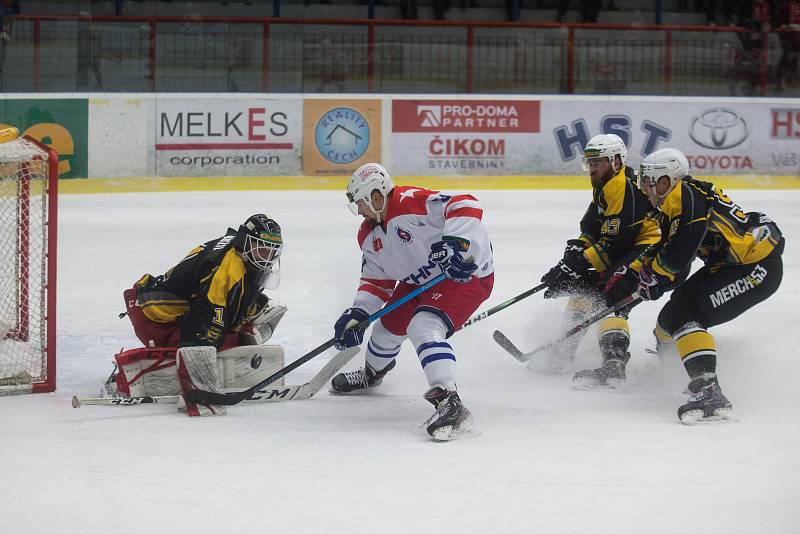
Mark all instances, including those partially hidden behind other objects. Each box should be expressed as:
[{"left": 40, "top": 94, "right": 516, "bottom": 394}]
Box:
[
  {"left": 235, "top": 214, "right": 283, "bottom": 282},
  {"left": 581, "top": 134, "right": 627, "bottom": 172},
  {"left": 346, "top": 163, "right": 394, "bottom": 223},
  {"left": 639, "top": 148, "right": 689, "bottom": 207}
]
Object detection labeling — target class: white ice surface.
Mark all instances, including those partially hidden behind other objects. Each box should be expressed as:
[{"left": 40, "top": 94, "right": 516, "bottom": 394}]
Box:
[{"left": 1, "top": 190, "right": 798, "bottom": 534}]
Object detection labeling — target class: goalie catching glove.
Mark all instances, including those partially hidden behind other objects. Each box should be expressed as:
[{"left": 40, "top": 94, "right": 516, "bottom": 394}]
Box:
[{"left": 238, "top": 293, "right": 287, "bottom": 345}]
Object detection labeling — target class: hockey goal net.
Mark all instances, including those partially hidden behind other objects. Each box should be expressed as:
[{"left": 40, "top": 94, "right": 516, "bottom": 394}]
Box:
[{"left": 0, "top": 129, "right": 58, "bottom": 395}]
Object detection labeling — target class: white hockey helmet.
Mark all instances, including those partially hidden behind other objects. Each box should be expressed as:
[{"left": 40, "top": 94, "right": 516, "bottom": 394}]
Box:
[
  {"left": 346, "top": 163, "right": 394, "bottom": 222},
  {"left": 638, "top": 148, "right": 689, "bottom": 203},
  {"left": 581, "top": 134, "right": 627, "bottom": 172}
]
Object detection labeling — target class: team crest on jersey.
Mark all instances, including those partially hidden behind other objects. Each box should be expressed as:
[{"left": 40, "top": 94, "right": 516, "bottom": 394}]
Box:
[
  {"left": 373, "top": 237, "right": 383, "bottom": 252},
  {"left": 396, "top": 226, "right": 414, "bottom": 243},
  {"left": 669, "top": 219, "right": 680, "bottom": 238}
]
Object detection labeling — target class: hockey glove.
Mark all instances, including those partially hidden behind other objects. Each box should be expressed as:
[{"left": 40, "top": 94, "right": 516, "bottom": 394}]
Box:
[
  {"left": 562, "top": 239, "right": 588, "bottom": 266},
  {"left": 636, "top": 266, "right": 670, "bottom": 301},
  {"left": 429, "top": 239, "right": 478, "bottom": 283},
  {"left": 541, "top": 254, "right": 591, "bottom": 299},
  {"left": 333, "top": 307, "right": 370, "bottom": 350},
  {"left": 602, "top": 265, "right": 640, "bottom": 307}
]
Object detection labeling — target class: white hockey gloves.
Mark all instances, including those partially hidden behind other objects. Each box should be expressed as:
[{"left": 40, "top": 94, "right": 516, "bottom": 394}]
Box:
[{"left": 239, "top": 296, "right": 287, "bottom": 345}]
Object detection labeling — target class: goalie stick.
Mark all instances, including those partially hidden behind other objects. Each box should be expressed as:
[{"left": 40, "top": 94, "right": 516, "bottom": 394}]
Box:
[
  {"left": 72, "top": 347, "right": 360, "bottom": 408},
  {"left": 184, "top": 273, "right": 448, "bottom": 407},
  {"left": 494, "top": 293, "right": 641, "bottom": 363}
]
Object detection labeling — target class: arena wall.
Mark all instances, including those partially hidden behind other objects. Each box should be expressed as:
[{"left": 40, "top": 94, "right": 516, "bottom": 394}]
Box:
[{"left": 1, "top": 93, "right": 798, "bottom": 192}]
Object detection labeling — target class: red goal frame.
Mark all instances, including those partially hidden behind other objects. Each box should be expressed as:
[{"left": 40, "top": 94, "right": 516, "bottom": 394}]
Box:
[{"left": 4, "top": 136, "right": 58, "bottom": 393}]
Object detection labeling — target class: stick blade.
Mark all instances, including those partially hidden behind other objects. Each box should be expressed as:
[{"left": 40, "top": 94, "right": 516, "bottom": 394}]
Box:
[
  {"left": 304, "top": 347, "right": 360, "bottom": 399},
  {"left": 493, "top": 330, "right": 530, "bottom": 363}
]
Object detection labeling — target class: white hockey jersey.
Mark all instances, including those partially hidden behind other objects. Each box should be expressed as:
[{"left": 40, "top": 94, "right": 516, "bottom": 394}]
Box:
[{"left": 352, "top": 185, "right": 494, "bottom": 314}]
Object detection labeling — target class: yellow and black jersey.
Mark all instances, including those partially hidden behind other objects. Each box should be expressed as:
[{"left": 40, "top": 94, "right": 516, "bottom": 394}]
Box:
[
  {"left": 649, "top": 177, "right": 784, "bottom": 281},
  {"left": 577, "top": 165, "right": 661, "bottom": 273},
  {"left": 135, "top": 229, "right": 267, "bottom": 347}
]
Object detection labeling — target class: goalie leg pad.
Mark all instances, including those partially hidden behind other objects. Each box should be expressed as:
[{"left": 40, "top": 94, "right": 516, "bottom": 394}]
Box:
[
  {"left": 110, "top": 345, "right": 286, "bottom": 399},
  {"left": 217, "top": 345, "right": 285, "bottom": 389},
  {"left": 177, "top": 346, "right": 226, "bottom": 416},
  {"left": 114, "top": 347, "right": 179, "bottom": 397}
]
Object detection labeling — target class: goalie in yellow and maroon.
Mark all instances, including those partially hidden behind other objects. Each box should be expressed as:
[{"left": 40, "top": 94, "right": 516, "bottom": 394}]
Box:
[{"left": 114, "top": 214, "right": 287, "bottom": 416}]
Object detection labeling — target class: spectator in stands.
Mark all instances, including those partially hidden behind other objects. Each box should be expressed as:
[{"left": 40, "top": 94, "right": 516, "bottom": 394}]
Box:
[
  {"left": 505, "top": 0, "right": 517, "bottom": 21},
  {"left": 677, "top": 0, "right": 704, "bottom": 13},
  {"left": 401, "top": 0, "right": 418, "bottom": 19},
  {"left": 76, "top": 21, "right": 103, "bottom": 90},
  {"left": 0, "top": 0, "right": 20, "bottom": 41},
  {"left": 557, "top": 0, "right": 602, "bottom": 23},
  {"left": 703, "top": 0, "right": 741, "bottom": 25},
  {"left": 775, "top": 0, "right": 800, "bottom": 89},
  {"left": 434, "top": 0, "right": 449, "bottom": 20},
  {"left": 316, "top": 38, "right": 346, "bottom": 92},
  {"left": 730, "top": 0, "right": 773, "bottom": 94}
]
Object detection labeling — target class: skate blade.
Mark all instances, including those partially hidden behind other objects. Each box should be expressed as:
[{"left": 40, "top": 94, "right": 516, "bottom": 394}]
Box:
[
  {"left": 679, "top": 407, "right": 736, "bottom": 425},
  {"left": 328, "top": 386, "right": 375, "bottom": 396},
  {"left": 431, "top": 423, "right": 480, "bottom": 442},
  {"left": 424, "top": 415, "right": 480, "bottom": 442},
  {"left": 571, "top": 377, "right": 626, "bottom": 391}
]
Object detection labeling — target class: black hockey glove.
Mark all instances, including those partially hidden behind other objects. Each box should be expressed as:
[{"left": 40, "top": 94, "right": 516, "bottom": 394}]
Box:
[
  {"left": 541, "top": 254, "right": 591, "bottom": 299},
  {"left": 562, "top": 239, "right": 587, "bottom": 265},
  {"left": 602, "top": 264, "right": 640, "bottom": 307},
  {"left": 333, "top": 307, "right": 370, "bottom": 350},
  {"left": 636, "top": 266, "right": 670, "bottom": 301}
]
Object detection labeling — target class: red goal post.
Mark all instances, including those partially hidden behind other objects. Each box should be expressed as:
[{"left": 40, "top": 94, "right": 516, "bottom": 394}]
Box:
[{"left": 0, "top": 128, "right": 58, "bottom": 395}]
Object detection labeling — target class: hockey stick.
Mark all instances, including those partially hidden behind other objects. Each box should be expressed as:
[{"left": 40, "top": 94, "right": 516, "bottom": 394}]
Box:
[
  {"left": 460, "top": 282, "right": 547, "bottom": 329},
  {"left": 493, "top": 293, "right": 641, "bottom": 363},
  {"left": 73, "top": 346, "right": 360, "bottom": 408},
  {"left": 185, "top": 273, "right": 448, "bottom": 406}
]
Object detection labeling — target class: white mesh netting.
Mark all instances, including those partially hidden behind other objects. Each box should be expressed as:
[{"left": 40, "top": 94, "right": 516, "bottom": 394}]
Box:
[{"left": 0, "top": 137, "right": 52, "bottom": 393}]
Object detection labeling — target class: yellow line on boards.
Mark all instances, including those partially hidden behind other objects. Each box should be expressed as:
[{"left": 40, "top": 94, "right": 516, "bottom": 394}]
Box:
[{"left": 57, "top": 175, "right": 800, "bottom": 194}]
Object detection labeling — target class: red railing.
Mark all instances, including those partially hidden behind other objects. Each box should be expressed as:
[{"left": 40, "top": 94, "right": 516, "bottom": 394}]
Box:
[{"left": 7, "top": 15, "right": 787, "bottom": 96}]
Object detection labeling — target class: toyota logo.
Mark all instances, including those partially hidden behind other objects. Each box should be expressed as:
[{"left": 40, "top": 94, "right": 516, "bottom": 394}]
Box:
[{"left": 689, "top": 108, "right": 749, "bottom": 150}]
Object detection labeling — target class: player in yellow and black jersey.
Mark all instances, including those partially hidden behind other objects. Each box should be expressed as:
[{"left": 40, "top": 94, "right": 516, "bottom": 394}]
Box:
[
  {"left": 123, "top": 214, "right": 285, "bottom": 350},
  {"left": 540, "top": 134, "right": 662, "bottom": 384},
  {"left": 603, "top": 148, "right": 784, "bottom": 423}
]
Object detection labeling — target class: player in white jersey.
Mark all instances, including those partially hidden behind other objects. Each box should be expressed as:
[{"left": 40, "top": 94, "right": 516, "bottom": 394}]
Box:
[{"left": 330, "top": 163, "right": 494, "bottom": 441}]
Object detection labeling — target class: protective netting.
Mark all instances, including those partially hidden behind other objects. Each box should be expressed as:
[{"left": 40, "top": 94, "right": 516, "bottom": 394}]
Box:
[{"left": 0, "top": 137, "right": 52, "bottom": 394}]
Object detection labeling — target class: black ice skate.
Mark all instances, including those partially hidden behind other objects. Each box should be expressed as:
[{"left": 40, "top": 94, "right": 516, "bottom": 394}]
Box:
[
  {"left": 422, "top": 385, "right": 476, "bottom": 442},
  {"left": 678, "top": 373, "right": 734, "bottom": 425},
  {"left": 572, "top": 357, "right": 627, "bottom": 390},
  {"left": 330, "top": 359, "right": 396, "bottom": 394}
]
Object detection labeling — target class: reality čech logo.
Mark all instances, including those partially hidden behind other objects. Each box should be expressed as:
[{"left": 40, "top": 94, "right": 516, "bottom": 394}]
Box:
[{"left": 315, "top": 107, "right": 371, "bottom": 164}]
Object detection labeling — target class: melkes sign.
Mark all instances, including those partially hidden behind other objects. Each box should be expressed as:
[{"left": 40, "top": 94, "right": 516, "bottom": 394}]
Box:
[{"left": 155, "top": 99, "right": 302, "bottom": 176}]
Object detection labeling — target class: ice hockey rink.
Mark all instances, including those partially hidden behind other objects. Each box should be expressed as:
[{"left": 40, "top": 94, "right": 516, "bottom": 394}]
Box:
[{"left": 2, "top": 188, "right": 798, "bottom": 534}]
